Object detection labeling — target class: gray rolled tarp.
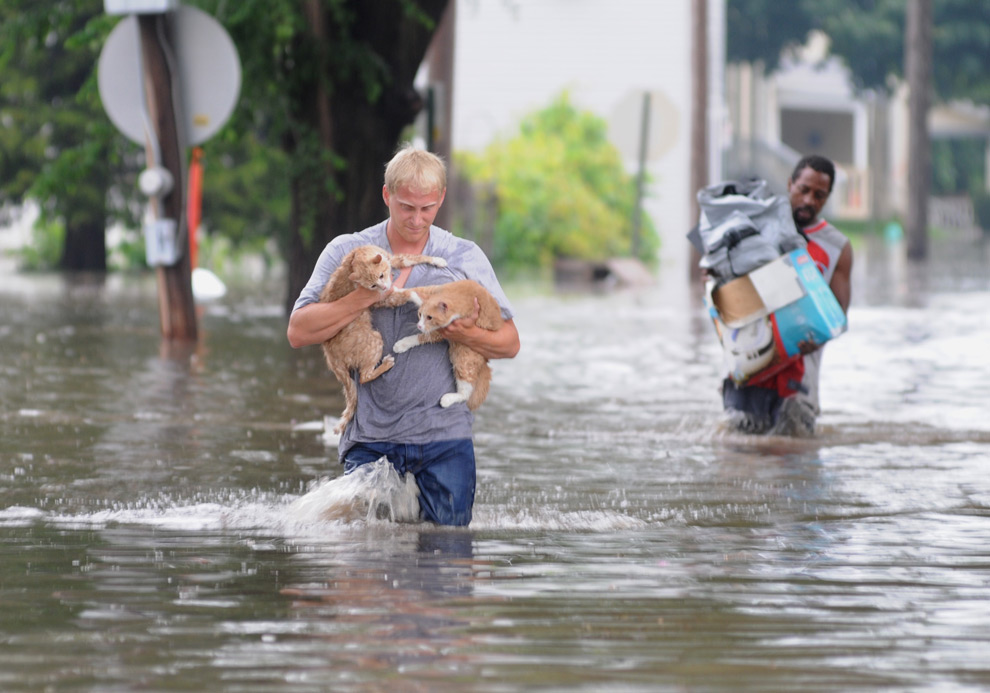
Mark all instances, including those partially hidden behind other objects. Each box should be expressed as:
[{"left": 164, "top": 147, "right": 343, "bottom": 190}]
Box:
[{"left": 693, "top": 179, "right": 805, "bottom": 284}]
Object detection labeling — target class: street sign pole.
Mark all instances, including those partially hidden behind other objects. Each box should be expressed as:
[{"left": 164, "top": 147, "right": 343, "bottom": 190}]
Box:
[
  {"left": 137, "top": 13, "right": 197, "bottom": 342},
  {"left": 100, "top": 2, "right": 240, "bottom": 340}
]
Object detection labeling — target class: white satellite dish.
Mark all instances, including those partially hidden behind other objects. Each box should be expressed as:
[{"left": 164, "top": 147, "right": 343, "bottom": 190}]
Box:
[{"left": 98, "top": 4, "right": 241, "bottom": 146}]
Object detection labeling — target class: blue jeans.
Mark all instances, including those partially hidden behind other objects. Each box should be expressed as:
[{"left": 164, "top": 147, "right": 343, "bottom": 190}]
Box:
[
  {"left": 342, "top": 440, "right": 477, "bottom": 526},
  {"left": 722, "top": 377, "right": 815, "bottom": 437}
]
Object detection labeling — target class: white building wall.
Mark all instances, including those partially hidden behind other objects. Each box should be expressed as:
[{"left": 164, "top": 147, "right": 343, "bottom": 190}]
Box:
[{"left": 452, "top": 0, "right": 696, "bottom": 269}]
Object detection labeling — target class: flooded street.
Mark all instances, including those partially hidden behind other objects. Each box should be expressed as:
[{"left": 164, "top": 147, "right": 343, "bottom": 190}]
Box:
[{"left": 2, "top": 236, "right": 990, "bottom": 692}]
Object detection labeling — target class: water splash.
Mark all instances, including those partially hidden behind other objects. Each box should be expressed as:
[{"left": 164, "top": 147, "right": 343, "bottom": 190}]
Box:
[
  {"left": 0, "top": 459, "right": 422, "bottom": 532},
  {"left": 286, "top": 457, "right": 420, "bottom": 525}
]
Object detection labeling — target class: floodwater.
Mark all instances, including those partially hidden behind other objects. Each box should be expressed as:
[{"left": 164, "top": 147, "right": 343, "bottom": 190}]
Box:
[{"left": 2, "top": 235, "right": 989, "bottom": 692}]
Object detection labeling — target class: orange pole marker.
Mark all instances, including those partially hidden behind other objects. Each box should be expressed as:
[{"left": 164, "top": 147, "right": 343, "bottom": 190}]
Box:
[{"left": 187, "top": 146, "right": 204, "bottom": 269}]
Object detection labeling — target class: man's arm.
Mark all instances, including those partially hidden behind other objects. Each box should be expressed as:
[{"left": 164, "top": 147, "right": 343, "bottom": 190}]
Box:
[
  {"left": 829, "top": 243, "right": 853, "bottom": 314},
  {"left": 286, "top": 287, "right": 383, "bottom": 349},
  {"left": 442, "top": 314, "right": 520, "bottom": 360},
  {"left": 796, "top": 243, "right": 852, "bottom": 356}
]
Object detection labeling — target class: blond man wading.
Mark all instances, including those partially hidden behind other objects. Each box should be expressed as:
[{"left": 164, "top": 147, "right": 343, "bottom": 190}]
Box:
[{"left": 287, "top": 146, "right": 520, "bottom": 526}]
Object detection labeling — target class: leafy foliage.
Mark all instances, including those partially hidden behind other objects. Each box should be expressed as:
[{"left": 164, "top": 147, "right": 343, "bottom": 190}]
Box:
[
  {"left": 727, "top": 0, "right": 990, "bottom": 105},
  {"left": 0, "top": 0, "right": 128, "bottom": 269},
  {"left": 193, "top": 132, "right": 292, "bottom": 258},
  {"left": 2, "top": 0, "right": 445, "bottom": 289},
  {"left": 726, "top": 0, "right": 815, "bottom": 71},
  {"left": 457, "top": 93, "right": 659, "bottom": 270},
  {"left": 811, "top": 0, "right": 904, "bottom": 93},
  {"left": 9, "top": 218, "right": 65, "bottom": 271},
  {"left": 196, "top": 0, "right": 333, "bottom": 251},
  {"left": 930, "top": 0, "right": 990, "bottom": 104},
  {"left": 194, "top": 0, "right": 448, "bottom": 308}
]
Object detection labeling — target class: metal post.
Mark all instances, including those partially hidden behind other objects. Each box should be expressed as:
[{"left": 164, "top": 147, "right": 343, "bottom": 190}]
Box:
[
  {"left": 689, "top": 0, "right": 708, "bottom": 278},
  {"left": 631, "top": 91, "right": 651, "bottom": 259},
  {"left": 905, "top": 0, "right": 933, "bottom": 261}
]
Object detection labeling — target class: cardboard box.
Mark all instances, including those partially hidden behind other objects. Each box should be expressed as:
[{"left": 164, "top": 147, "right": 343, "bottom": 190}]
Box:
[{"left": 705, "top": 248, "right": 847, "bottom": 385}]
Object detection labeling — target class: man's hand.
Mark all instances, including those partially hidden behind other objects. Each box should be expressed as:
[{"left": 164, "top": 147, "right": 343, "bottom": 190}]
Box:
[
  {"left": 439, "top": 297, "right": 480, "bottom": 342},
  {"left": 436, "top": 299, "right": 520, "bottom": 361},
  {"left": 361, "top": 284, "right": 391, "bottom": 305}
]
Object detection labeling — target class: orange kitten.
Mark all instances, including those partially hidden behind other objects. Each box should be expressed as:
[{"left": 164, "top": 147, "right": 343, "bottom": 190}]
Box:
[
  {"left": 392, "top": 279, "right": 503, "bottom": 410},
  {"left": 319, "top": 245, "right": 447, "bottom": 433}
]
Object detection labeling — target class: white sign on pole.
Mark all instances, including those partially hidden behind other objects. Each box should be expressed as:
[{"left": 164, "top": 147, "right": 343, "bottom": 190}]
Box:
[
  {"left": 98, "top": 4, "right": 241, "bottom": 147},
  {"left": 104, "top": 0, "right": 178, "bottom": 15}
]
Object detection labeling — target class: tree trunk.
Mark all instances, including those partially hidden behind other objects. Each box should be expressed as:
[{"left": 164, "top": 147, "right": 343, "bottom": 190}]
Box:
[
  {"left": 60, "top": 217, "right": 107, "bottom": 272},
  {"left": 905, "top": 0, "right": 933, "bottom": 261},
  {"left": 283, "top": 0, "right": 449, "bottom": 313}
]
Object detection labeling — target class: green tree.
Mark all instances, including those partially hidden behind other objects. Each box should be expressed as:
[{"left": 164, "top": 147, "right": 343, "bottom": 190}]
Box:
[
  {"left": 209, "top": 0, "right": 448, "bottom": 310},
  {"left": 726, "top": 0, "right": 815, "bottom": 71},
  {"left": 727, "top": 0, "right": 990, "bottom": 104},
  {"left": 193, "top": 133, "right": 290, "bottom": 264},
  {"left": 457, "top": 93, "right": 659, "bottom": 271},
  {"left": 0, "top": 0, "right": 126, "bottom": 271},
  {"left": 727, "top": 0, "right": 990, "bottom": 257},
  {"left": 817, "top": 0, "right": 990, "bottom": 103},
  {"left": 2, "top": 0, "right": 447, "bottom": 306}
]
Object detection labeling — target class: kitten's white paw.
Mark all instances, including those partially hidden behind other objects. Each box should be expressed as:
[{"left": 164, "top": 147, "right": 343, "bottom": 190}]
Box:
[
  {"left": 408, "top": 291, "right": 423, "bottom": 306},
  {"left": 431, "top": 257, "right": 448, "bottom": 268},
  {"left": 393, "top": 335, "right": 418, "bottom": 354},
  {"left": 440, "top": 392, "right": 467, "bottom": 408},
  {"left": 380, "top": 354, "right": 395, "bottom": 367}
]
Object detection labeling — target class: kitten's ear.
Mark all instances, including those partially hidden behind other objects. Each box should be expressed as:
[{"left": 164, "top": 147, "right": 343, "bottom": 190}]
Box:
[
  {"left": 372, "top": 254, "right": 383, "bottom": 264},
  {"left": 349, "top": 271, "right": 360, "bottom": 282},
  {"left": 438, "top": 301, "right": 449, "bottom": 313}
]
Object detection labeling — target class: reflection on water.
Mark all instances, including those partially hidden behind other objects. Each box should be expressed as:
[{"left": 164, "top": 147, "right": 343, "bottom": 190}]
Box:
[{"left": 1, "top": 236, "right": 990, "bottom": 691}]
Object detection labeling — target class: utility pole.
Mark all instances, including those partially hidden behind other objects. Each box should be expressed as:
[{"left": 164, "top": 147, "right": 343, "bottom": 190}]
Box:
[
  {"left": 905, "top": 0, "right": 933, "bottom": 261},
  {"left": 689, "top": 0, "right": 708, "bottom": 278},
  {"left": 101, "top": 2, "right": 240, "bottom": 341},
  {"left": 138, "top": 14, "right": 197, "bottom": 341},
  {"left": 426, "top": 0, "right": 456, "bottom": 230}
]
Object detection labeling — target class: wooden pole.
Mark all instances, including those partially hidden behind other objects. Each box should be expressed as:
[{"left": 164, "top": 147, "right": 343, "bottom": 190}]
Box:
[
  {"left": 905, "top": 0, "right": 933, "bottom": 261},
  {"left": 426, "top": 0, "right": 456, "bottom": 230},
  {"left": 138, "top": 13, "right": 197, "bottom": 342},
  {"left": 689, "top": 0, "right": 708, "bottom": 279}
]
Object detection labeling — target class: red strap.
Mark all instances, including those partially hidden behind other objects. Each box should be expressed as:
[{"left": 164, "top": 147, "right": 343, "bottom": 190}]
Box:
[{"left": 751, "top": 358, "right": 806, "bottom": 397}]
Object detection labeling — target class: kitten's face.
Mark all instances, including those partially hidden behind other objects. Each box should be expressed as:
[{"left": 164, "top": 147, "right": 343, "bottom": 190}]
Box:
[
  {"left": 350, "top": 252, "right": 392, "bottom": 292},
  {"left": 417, "top": 298, "right": 454, "bottom": 333}
]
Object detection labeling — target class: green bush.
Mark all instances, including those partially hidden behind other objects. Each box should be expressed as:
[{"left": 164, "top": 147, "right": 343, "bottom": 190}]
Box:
[
  {"left": 107, "top": 226, "right": 146, "bottom": 272},
  {"left": 456, "top": 93, "right": 660, "bottom": 270},
  {"left": 10, "top": 218, "right": 65, "bottom": 271}
]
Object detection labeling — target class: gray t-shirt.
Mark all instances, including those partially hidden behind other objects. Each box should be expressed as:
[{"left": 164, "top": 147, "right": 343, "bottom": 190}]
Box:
[{"left": 292, "top": 220, "right": 515, "bottom": 460}]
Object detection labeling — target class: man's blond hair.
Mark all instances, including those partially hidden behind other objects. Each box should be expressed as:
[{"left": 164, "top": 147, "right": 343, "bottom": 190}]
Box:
[{"left": 384, "top": 145, "right": 447, "bottom": 195}]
